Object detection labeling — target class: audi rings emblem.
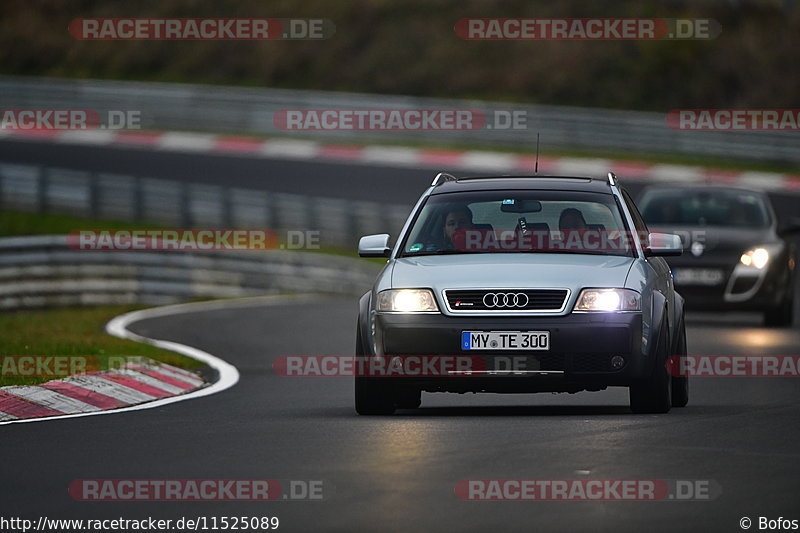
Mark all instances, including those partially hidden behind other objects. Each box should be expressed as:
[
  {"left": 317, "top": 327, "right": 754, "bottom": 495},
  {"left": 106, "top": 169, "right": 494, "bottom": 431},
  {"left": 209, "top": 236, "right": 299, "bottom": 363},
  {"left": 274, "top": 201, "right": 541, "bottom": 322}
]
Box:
[{"left": 482, "top": 292, "right": 530, "bottom": 308}]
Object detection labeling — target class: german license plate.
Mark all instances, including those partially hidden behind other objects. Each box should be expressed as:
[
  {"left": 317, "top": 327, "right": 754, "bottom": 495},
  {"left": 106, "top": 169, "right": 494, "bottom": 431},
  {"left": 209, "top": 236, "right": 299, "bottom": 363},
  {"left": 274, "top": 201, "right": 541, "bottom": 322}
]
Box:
[
  {"left": 672, "top": 268, "right": 725, "bottom": 286},
  {"left": 462, "top": 331, "right": 550, "bottom": 351}
]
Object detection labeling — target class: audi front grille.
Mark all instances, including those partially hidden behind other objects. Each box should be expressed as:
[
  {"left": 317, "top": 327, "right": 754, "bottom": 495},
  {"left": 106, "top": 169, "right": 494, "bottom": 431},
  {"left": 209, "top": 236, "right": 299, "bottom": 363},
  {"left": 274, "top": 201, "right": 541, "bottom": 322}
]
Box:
[{"left": 443, "top": 289, "right": 570, "bottom": 314}]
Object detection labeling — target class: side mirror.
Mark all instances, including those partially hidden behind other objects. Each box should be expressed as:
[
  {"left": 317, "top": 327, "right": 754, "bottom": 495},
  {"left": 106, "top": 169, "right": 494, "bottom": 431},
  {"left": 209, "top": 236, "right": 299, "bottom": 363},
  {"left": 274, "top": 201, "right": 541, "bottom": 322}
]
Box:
[
  {"left": 645, "top": 232, "right": 683, "bottom": 257},
  {"left": 358, "top": 234, "right": 391, "bottom": 258}
]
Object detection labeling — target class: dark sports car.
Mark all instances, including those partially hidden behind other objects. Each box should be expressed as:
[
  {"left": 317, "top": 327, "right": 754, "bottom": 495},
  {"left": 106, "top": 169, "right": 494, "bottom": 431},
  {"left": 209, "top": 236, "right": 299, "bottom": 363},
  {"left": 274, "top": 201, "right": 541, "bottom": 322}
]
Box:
[{"left": 637, "top": 185, "right": 798, "bottom": 327}]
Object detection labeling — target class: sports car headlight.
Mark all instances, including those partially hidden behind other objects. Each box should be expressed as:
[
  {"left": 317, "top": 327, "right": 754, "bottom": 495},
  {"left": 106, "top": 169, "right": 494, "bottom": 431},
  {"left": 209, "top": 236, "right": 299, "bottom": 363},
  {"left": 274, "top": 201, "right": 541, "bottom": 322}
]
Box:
[
  {"left": 377, "top": 289, "right": 439, "bottom": 313},
  {"left": 574, "top": 288, "right": 641, "bottom": 312},
  {"left": 740, "top": 247, "right": 770, "bottom": 269}
]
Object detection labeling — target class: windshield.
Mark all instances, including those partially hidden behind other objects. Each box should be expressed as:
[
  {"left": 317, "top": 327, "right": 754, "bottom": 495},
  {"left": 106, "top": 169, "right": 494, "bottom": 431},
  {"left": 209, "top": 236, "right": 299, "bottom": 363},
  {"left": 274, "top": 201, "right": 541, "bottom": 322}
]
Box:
[
  {"left": 639, "top": 189, "right": 771, "bottom": 228},
  {"left": 399, "top": 190, "right": 635, "bottom": 257}
]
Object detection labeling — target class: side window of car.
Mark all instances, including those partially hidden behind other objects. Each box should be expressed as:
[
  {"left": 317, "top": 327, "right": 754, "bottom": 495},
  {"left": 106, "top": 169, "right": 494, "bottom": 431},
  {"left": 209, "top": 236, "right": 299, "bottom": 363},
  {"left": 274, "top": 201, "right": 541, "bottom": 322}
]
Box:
[{"left": 622, "top": 190, "right": 650, "bottom": 249}]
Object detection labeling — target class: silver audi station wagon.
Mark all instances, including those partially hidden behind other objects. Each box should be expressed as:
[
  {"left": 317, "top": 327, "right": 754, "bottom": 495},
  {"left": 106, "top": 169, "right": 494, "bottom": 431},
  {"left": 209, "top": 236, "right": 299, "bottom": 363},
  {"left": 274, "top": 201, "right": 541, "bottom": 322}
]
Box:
[{"left": 356, "top": 172, "right": 687, "bottom": 415}]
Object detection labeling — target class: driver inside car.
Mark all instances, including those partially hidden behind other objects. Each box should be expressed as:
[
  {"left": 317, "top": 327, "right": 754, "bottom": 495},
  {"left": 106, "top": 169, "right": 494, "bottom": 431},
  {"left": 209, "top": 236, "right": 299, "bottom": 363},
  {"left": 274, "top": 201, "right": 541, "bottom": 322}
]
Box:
[{"left": 443, "top": 205, "right": 476, "bottom": 249}]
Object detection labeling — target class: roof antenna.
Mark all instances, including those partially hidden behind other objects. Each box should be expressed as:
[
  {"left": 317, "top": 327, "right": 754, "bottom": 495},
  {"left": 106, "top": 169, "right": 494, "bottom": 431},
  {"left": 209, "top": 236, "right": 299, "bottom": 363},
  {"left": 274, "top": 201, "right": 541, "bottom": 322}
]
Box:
[{"left": 534, "top": 133, "right": 540, "bottom": 175}]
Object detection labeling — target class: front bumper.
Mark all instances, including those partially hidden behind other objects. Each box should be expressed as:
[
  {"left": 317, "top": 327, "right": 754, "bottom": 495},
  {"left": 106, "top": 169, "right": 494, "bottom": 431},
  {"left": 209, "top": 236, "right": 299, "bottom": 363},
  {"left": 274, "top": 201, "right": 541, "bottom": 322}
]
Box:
[
  {"left": 370, "top": 311, "right": 648, "bottom": 393},
  {"left": 672, "top": 262, "right": 790, "bottom": 311}
]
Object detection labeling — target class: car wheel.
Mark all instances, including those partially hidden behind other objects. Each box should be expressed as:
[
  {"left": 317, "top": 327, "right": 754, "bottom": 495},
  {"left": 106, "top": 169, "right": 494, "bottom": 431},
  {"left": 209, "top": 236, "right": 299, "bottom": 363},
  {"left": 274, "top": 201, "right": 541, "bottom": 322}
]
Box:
[
  {"left": 354, "top": 323, "right": 396, "bottom": 415},
  {"left": 671, "top": 323, "right": 689, "bottom": 408},
  {"left": 764, "top": 293, "right": 794, "bottom": 328},
  {"left": 396, "top": 388, "right": 422, "bottom": 409},
  {"left": 629, "top": 317, "right": 672, "bottom": 414},
  {"left": 355, "top": 378, "right": 397, "bottom": 415}
]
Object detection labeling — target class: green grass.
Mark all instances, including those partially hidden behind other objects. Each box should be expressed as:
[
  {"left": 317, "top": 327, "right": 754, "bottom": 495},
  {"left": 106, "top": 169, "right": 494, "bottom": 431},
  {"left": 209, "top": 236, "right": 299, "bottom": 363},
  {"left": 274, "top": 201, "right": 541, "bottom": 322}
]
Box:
[
  {"left": 0, "top": 209, "right": 387, "bottom": 262},
  {"left": 0, "top": 210, "right": 161, "bottom": 238},
  {"left": 0, "top": 305, "right": 203, "bottom": 387}
]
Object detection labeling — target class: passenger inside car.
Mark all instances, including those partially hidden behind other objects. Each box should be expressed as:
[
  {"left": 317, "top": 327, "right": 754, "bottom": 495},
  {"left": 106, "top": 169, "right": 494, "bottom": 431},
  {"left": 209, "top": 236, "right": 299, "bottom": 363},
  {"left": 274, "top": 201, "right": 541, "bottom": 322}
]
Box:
[{"left": 558, "top": 207, "right": 589, "bottom": 231}]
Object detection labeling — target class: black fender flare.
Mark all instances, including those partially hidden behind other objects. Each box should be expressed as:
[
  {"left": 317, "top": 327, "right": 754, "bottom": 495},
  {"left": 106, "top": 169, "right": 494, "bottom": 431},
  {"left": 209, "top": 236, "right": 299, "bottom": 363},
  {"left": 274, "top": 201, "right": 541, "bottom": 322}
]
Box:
[
  {"left": 357, "top": 291, "right": 373, "bottom": 355},
  {"left": 646, "top": 291, "right": 670, "bottom": 375},
  {"left": 671, "top": 291, "right": 686, "bottom": 351}
]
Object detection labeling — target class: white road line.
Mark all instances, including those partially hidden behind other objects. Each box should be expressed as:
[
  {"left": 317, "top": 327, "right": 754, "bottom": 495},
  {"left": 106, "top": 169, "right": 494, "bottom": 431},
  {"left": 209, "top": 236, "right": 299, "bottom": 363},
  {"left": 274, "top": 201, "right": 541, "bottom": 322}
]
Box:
[
  {"left": 1, "top": 386, "right": 100, "bottom": 414},
  {"left": 648, "top": 164, "right": 704, "bottom": 182},
  {"left": 459, "top": 151, "right": 518, "bottom": 172},
  {"left": 0, "top": 294, "right": 318, "bottom": 425},
  {"left": 56, "top": 130, "right": 118, "bottom": 145},
  {"left": 260, "top": 139, "right": 320, "bottom": 159},
  {"left": 738, "top": 171, "right": 789, "bottom": 191},
  {"left": 158, "top": 132, "right": 217, "bottom": 152},
  {"left": 360, "top": 146, "right": 421, "bottom": 166},
  {"left": 555, "top": 158, "right": 611, "bottom": 176}
]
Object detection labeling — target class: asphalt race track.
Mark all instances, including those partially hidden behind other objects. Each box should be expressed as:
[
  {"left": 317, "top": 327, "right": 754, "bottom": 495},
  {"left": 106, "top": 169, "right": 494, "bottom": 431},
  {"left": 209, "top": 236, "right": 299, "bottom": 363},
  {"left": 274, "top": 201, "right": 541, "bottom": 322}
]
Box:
[
  {"left": 0, "top": 138, "right": 430, "bottom": 204},
  {"left": 2, "top": 138, "right": 800, "bottom": 532},
  {"left": 2, "top": 296, "right": 800, "bottom": 532},
  {"left": 1, "top": 138, "right": 799, "bottom": 215}
]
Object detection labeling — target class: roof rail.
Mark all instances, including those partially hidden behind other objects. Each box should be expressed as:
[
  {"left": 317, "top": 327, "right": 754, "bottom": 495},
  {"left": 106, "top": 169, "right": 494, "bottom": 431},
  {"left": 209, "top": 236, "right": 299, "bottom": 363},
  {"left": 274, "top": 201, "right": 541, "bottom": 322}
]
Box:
[
  {"left": 456, "top": 175, "right": 591, "bottom": 181},
  {"left": 431, "top": 172, "right": 458, "bottom": 186},
  {"left": 607, "top": 171, "right": 618, "bottom": 186}
]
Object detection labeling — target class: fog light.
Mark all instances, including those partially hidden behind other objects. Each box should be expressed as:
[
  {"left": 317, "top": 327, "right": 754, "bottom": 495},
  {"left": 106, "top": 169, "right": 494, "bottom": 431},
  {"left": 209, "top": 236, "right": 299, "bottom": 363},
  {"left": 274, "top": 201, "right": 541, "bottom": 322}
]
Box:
[{"left": 611, "top": 356, "right": 625, "bottom": 369}]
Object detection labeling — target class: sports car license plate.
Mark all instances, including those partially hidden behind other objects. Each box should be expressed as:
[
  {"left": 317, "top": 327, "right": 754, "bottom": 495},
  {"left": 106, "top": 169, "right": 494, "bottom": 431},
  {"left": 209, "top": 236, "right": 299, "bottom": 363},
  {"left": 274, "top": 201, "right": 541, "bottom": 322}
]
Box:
[{"left": 462, "top": 331, "right": 550, "bottom": 351}]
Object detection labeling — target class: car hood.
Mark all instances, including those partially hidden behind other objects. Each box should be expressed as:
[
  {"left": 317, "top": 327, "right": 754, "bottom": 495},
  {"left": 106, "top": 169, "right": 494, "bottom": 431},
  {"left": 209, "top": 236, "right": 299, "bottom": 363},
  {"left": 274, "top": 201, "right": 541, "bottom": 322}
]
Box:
[{"left": 391, "top": 253, "right": 635, "bottom": 294}]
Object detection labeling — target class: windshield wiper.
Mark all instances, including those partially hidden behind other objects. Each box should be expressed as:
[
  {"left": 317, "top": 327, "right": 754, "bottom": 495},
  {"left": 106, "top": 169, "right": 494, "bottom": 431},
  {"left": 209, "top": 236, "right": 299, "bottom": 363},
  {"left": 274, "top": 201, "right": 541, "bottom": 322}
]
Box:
[{"left": 401, "top": 250, "right": 485, "bottom": 257}]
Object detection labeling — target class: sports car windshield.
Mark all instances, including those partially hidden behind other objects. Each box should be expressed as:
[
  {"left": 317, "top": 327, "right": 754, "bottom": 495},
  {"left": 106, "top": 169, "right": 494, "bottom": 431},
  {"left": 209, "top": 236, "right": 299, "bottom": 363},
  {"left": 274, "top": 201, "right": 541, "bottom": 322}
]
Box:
[
  {"left": 639, "top": 189, "right": 771, "bottom": 228},
  {"left": 399, "top": 190, "right": 635, "bottom": 257}
]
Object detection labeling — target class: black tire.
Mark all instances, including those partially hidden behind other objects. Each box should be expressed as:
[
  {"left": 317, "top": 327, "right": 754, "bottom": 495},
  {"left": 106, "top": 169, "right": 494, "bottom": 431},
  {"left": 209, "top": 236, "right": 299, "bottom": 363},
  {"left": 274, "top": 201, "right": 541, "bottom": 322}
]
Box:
[
  {"left": 354, "top": 324, "right": 396, "bottom": 415},
  {"left": 630, "top": 317, "right": 672, "bottom": 414},
  {"left": 764, "top": 293, "right": 794, "bottom": 328},
  {"left": 671, "top": 324, "right": 689, "bottom": 408},
  {"left": 355, "top": 378, "right": 397, "bottom": 415},
  {"left": 396, "top": 388, "right": 422, "bottom": 409}
]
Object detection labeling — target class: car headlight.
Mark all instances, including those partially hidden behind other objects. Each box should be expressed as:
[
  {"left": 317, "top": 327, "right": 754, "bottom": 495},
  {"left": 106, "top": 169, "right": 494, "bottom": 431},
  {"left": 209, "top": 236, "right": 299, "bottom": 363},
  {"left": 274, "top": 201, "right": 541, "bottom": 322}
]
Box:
[
  {"left": 740, "top": 247, "right": 770, "bottom": 269},
  {"left": 574, "top": 288, "right": 641, "bottom": 312},
  {"left": 377, "top": 289, "right": 439, "bottom": 313}
]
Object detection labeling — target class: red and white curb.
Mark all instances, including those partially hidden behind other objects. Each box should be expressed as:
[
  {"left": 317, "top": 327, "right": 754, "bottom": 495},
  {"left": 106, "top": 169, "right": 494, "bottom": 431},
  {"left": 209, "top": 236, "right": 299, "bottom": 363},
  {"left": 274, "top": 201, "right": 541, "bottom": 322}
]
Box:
[
  {"left": 0, "top": 360, "right": 205, "bottom": 421},
  {"left": 0, "top": 297, "right": 251, "bottom": 425},
  {"left": 1, "top": 128, "right": 798, "bottom": 192}
]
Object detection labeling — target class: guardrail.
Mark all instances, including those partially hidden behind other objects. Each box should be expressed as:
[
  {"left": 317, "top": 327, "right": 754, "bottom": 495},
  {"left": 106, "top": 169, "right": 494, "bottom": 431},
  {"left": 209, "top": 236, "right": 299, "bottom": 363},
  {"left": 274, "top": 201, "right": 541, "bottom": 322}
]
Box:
[
  {"left": 0, "top": 235, "right": 381, "bottom": 310},
  {"left": 0, "top": 161, "right": 411, "bottom": 250},
  {"left": 1, "top": 75, "right": 798, "bottom": 163}
]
